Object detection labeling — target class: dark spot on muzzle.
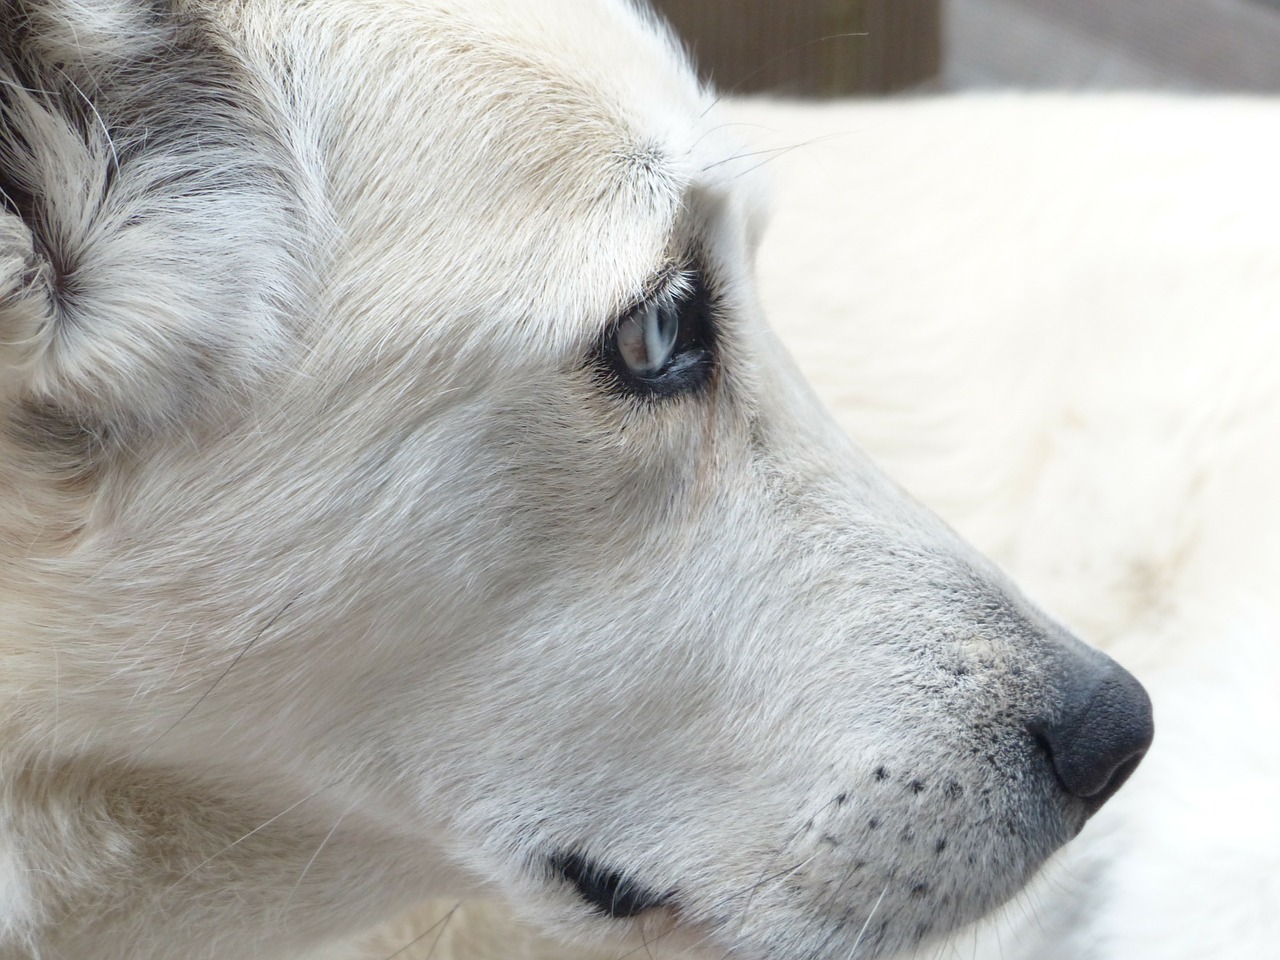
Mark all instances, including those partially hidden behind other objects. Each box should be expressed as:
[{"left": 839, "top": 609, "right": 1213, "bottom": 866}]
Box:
[
  {"left": 1030, "top": 655, "right": 1154, "bottom": 810},
  {"left": 549, "top": 850, "right": 670, "bottom": 918}
]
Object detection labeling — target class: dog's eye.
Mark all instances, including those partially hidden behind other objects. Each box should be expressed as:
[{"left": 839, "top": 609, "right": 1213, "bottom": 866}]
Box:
[
  {"left": 616, "top": 301, "right": 679, "bottom": 376},
  {"left": 598, "top": 270, "right": 715, "bottom": 398}
]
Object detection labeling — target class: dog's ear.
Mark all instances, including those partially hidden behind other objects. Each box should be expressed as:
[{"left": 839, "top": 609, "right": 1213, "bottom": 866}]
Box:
[{"left": 0, "top": 0, "right": 305, "bottom": 443}]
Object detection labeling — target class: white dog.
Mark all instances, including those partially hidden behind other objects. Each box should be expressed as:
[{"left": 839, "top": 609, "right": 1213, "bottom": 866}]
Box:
[
  {"left": 348, "top": 95, "right": 1280, "bottom": 960},
  {"left": 344, "top": 95, "right": 1280, "bottom": 960},
  {"left": 0, "top": 3, "right": 1159, "bottom": 960}
]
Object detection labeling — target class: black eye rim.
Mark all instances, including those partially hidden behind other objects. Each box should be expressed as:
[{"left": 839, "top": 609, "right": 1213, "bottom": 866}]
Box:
[{"left": 594, "top": 266, "right": 717, "bottom": 400}]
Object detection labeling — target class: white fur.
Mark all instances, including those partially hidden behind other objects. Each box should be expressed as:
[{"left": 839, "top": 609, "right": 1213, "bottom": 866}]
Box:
[{"left": 0, "top": 4, "right": 1187, "bottom": 960}]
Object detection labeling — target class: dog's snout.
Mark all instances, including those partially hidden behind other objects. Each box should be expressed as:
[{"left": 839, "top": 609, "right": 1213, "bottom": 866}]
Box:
[{"left": 1032, "top": 659, "right": 1153, "bottom": 807}]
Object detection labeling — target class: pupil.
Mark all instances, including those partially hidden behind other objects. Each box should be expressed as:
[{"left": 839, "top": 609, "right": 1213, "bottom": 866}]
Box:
[
  {"left": 618, "top": 301, "right": 678, "bottom": 375},
  {"left": 646, "top": 303, "right": 677, "bottom": 370}
]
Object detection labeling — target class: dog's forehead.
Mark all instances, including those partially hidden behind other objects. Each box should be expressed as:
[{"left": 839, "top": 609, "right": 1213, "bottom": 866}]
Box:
[{"left": 232, "top": 0, "right": 763, "bottom": 350}]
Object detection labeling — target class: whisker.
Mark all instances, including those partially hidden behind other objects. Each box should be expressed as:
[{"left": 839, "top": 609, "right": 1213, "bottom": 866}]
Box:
[
  {"left": 140, "top": 596, "right": 298, "bottom": 752},
  {"left": 804, "top": 852, "right": 877, "bottom": 960},
  {"left": 381, "top": 901, "right": 461, "bottom": 960},
  {"left": 604, "top": 855, "right": 813, "bottom": 960},
  {"left": 163, "top": 783, "right": 331, "bottom": 895},
  {"left": 605, "top": 791, "right": 853, "bottom": 960},
  {"left": 608, "top": 846, "right": 825, "bottom": 960},
  {"left": 734, "top": 791, "right": 848, "bottom": 921},
  {"left": 282, "top": 794, "right": 360, "bottom": 911},
  {"left": 723, "top": 135, "right": 849, "bottom": 183},
  {"left": 701, "top": 133, "right": 845, "bottom": 175},
  {"left": 686, "top": 120, "right": 790, "bottom": 155},
  {"left": 846, "top": 884, "right": 889, "bottom": 960}
]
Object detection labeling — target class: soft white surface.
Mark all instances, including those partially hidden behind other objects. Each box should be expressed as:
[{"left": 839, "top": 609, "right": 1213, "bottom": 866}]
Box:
[{"left": 725, "top": 94, "right": 1280, "bottom": 960}]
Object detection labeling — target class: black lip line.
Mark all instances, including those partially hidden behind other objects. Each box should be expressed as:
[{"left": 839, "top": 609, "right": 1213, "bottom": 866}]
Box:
[{"left": 548, "top": 850, "right": 672, "bottom": 918}]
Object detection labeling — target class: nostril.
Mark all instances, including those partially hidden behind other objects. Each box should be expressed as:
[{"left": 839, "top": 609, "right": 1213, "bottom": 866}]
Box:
[
  {"left": 1028, "top": 723, "right": 1053, "bottom": 761},
  {"left": 1099, "top": 751, "right": 1145, "bottom": 800},
  {"left": 1032, "top": 667, "right": 1154, "bottom": 808}
]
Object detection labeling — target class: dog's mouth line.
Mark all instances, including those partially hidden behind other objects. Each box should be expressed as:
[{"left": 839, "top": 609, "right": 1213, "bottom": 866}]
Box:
[{"left": 548, "top": 850, "right": 674, "bottom": 919}]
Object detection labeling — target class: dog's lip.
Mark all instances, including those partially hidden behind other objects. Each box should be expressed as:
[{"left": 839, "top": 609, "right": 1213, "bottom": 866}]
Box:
[{"left": 548, "top": 850, "right": 674, "bottom": 918}]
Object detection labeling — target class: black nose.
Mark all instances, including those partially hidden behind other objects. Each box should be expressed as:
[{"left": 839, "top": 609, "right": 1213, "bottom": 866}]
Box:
[{"left": 1032, "top": 660, "right": 1153, "bottom": 807}]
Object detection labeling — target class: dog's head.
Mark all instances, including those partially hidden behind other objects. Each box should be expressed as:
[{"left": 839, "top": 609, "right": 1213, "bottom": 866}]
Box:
[{"left": 0, "top": 1, "right": 1151, "bottom": 958}]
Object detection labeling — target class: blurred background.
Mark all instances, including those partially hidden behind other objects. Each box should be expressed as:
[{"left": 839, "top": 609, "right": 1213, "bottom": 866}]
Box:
[{"left": 652, "top": 0, "right": 1280, "bottom": 95}]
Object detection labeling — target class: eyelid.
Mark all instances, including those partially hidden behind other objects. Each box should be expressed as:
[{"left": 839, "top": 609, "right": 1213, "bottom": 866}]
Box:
[{"left": 628, "top": 261, "right": 695, "bottom": 318}]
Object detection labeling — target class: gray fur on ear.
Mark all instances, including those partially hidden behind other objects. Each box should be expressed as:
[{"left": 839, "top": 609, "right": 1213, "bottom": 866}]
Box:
[{"left": 0, "top": 0, "right": 309, "bottom": 439}]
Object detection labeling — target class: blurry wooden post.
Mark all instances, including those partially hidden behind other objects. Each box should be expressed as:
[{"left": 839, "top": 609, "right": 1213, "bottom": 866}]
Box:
[{"left": 651, "top": 0, "right": 941, "bottom": 96}]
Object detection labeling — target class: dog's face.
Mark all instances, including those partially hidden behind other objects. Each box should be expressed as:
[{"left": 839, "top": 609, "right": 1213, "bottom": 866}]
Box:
[{"left": 0, "top": 2, "right": 1151, "bottom": 958}]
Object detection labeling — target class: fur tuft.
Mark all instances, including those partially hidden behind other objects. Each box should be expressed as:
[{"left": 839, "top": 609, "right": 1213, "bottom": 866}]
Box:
[{"left": 0, "top": 0, "right": 309, "bottom": 440}]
